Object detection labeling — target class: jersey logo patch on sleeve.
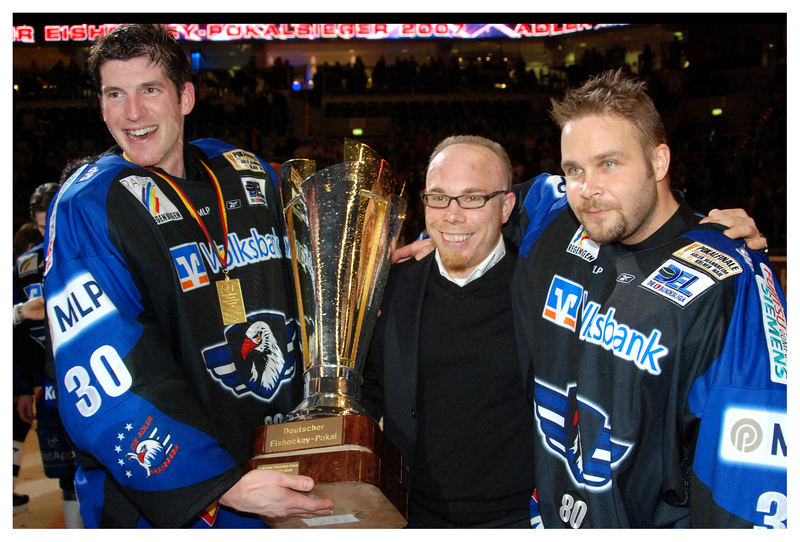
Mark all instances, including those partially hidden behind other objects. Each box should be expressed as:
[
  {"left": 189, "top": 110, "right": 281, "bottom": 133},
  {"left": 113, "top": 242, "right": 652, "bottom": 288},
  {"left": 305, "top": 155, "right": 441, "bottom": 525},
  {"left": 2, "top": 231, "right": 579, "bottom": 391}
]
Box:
[
  {"left": 47, "top": 272, "right": 116, "bottom": 354},
  {"left": 640, "top": 259, "right": 714, "bottom": 307},
  {"left": 223, "top": 149, "right": 266, "bottom": 173},
  {"left": 672, "top": 241, "right": 743, "bottom": 280},
  {"left": 755, "top": 263, "right": 787, "bottom": 384},
  {"left": 119, "top": 175, "right": 183, "bottom": 225},
  {"left": 720, "top": 407, "right": 786, "bottom": 470},
  {"left": 116, "top": 418, "right": 179, "bottom": 480}
]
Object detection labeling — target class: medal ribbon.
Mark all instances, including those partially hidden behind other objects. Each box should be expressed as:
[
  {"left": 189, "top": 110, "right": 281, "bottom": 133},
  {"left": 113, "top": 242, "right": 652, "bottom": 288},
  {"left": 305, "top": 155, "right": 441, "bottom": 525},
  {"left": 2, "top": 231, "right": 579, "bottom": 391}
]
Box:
[{"left": 143, "top": 160, "right": 231, "bottom": 274}]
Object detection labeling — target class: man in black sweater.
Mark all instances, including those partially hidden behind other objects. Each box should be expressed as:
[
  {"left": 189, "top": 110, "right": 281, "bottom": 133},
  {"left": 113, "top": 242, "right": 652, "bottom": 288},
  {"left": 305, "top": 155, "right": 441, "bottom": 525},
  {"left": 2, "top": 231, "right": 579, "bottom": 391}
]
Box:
[{"left": 362, "top": 135, "right": 535, "bottom": 527}]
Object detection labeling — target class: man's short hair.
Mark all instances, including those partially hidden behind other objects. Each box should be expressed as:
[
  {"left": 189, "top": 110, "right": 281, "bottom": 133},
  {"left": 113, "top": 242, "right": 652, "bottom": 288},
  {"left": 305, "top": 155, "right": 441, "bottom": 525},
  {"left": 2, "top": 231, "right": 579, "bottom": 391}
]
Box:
[
  {"left": 550, "top": 69, "right": 667, "bottom": 161},
  {"left": 88, "top": 23, "right": 192, "bottom": 98},
  {"left": 428, "top": 135, "right": 513, "bottom": 189},
  {"left": 29, "top": 182, "right": 60, "bottom": 220}
]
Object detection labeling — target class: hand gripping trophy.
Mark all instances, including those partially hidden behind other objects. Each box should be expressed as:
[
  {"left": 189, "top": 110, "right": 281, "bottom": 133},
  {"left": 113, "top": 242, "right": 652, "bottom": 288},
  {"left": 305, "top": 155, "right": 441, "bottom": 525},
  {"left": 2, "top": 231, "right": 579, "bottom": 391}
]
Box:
[{"left": 248, "top": 140, "right": 407, "bottom": 528}]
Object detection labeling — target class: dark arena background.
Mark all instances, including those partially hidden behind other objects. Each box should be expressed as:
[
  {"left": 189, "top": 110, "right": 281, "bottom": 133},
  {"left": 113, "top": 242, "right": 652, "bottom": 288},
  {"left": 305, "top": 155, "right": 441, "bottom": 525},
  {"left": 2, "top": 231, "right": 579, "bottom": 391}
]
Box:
[{"left": 11, "top": 14, "right": 787, "bottom": 290}]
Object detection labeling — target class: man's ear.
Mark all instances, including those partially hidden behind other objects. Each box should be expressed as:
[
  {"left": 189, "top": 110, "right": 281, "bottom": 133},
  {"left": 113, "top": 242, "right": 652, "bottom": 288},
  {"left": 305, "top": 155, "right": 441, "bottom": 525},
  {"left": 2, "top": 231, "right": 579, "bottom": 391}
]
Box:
[
  {"left": 501, "top": 190, "right": 516, "bottom": 224},
  {"left": 179, "top": 81, "right": 196, "bottom": 116},
  {"left": 654, "top": 143, "right": 670, "bottom": 182}
]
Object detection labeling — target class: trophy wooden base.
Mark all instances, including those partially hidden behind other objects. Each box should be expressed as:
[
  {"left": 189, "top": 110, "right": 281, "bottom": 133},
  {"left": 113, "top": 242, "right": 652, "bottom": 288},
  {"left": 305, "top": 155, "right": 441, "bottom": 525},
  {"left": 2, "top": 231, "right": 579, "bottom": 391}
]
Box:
[{"left": 247, "top": 414, "right": 407, "bottom": 528}]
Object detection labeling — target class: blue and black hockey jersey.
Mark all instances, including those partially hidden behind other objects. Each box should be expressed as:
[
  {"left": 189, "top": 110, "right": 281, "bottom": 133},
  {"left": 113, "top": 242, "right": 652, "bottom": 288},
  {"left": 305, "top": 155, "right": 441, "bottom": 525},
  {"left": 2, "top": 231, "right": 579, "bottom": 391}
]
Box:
[{"left": 44, "top": 139, "right": 302, "bottom": 528}]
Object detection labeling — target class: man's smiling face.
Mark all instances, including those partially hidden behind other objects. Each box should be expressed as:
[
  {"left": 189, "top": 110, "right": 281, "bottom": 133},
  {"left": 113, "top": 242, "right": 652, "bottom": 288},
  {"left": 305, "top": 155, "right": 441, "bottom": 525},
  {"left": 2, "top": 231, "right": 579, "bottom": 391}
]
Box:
[
  {"left": 99, "top": 55, "right": 194, "bottom": 178},
  {"left": 424, "top": 143, "right": 515, "bottom": 278}
]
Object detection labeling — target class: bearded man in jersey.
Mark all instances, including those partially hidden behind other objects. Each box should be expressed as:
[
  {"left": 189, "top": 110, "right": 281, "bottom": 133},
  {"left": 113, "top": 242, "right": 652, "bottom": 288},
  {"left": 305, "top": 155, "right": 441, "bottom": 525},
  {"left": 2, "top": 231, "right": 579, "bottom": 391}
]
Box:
[
  {"left": 513, "top": 69, "right": 786, "bottom": 528},
  {"left": 43, "top": 23, "right": 333, "bottom": 528}
]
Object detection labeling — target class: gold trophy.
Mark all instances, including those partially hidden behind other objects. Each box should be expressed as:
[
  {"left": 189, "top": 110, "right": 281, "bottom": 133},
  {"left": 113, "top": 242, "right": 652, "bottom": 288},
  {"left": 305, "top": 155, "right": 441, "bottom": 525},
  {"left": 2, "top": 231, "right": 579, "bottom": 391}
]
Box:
[{"left": 247, "top": 140, "right": 407, "bottom": 528}]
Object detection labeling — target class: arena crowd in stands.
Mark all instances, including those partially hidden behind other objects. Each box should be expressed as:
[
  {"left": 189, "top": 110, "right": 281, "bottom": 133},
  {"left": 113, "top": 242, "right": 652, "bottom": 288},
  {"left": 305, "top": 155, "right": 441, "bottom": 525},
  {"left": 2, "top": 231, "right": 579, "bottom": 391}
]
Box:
[{"left": 13, "top": 25, "right": 785, "bottom": 250}]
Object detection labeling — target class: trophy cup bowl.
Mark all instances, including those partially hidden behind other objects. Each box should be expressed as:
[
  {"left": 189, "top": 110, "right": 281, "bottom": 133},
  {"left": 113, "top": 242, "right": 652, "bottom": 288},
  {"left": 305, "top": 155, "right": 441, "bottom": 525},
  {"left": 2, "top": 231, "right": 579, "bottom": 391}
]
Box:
[{"left": 247, "top": 140, "right": 407, "bottom": 528}]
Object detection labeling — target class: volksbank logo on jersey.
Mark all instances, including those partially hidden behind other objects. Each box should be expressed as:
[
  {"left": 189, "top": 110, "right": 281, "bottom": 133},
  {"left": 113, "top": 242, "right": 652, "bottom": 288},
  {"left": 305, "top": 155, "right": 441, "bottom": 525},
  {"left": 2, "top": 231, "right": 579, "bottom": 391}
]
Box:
[
  {"left": 720, "top": 407, "right": 786, "bottom": 470},
  {"left": 543, "top": 275, "right": 584, "bottom": 331},
  {"left": 170, "top": 243, "right": 210, "bottom": 292},
  {"left": 534, "top": 379, "right": 632, "bottom": 491},
  {"left": 566, "top": 226, "right": 599, "bottom": 262},
  {"left": 169, "top": 229, "right": 284, "bottom": 289},
  {"left": 755, "top": 264, "right": 787, "bottom": 384},
  {"left": 119, "top": 175, "right": 183, "bottom": 225},
  {"left": 242, "top": 177, "right": 268, "bottom": 207},
  {"left": 543, "top": 275, "right": 668, "bottom": 375},
  {"left": 47, "top": 272, "right": 116, "bottom": 353},
  {"left": 641, "top": 259, "right": 714, "bottom": 307},
  {"left": 200, "top": 227, "right": 284, "bottom": 273}
]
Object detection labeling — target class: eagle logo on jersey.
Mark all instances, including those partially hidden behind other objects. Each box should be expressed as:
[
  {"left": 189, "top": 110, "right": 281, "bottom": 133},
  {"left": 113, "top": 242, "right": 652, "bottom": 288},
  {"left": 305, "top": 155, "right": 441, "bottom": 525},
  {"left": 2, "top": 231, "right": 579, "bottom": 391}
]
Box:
[
  {"left": 534, "top": 379, "right": 632, "bottom": 492},
  {"left": 241, "top": 321, "right": 287, "bottom": 396},
  {"left": 202, "top": 311, "right": 296, "bottom": 402},
  {"left": 115, "top": 418, "right": 179, "bottom": 479},
  {"left": 126, "top": 431, "right": 174, "bottom": 478}
]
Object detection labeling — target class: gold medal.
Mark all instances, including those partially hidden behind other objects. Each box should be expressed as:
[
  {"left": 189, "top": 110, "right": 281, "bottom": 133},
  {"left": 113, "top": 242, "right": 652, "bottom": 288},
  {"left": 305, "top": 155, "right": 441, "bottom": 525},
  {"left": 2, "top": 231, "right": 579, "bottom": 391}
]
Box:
[{"left": 217, "top": 274, "right": 247, "bottom": 325}]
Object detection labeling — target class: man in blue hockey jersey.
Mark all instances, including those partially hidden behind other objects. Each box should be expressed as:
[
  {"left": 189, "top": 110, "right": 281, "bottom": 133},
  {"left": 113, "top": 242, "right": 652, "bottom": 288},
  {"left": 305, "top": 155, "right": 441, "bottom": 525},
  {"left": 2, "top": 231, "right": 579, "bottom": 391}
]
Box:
[
  {"left": 43, "top": 23, "right": 333, "bottom": 528},
  {"left": 513, "top": 69, "right": 786, "bottom": 528}
]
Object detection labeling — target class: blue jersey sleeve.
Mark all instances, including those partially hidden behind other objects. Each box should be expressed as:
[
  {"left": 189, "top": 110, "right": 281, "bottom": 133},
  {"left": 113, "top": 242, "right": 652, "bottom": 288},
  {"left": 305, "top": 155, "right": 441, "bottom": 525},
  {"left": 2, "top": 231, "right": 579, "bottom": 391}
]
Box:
[
  {"left": 514, "top": 173, "right": 571, "bottom": 257},
  {"left": 686, "top": 233, "right": 787, "bottom": 528}
]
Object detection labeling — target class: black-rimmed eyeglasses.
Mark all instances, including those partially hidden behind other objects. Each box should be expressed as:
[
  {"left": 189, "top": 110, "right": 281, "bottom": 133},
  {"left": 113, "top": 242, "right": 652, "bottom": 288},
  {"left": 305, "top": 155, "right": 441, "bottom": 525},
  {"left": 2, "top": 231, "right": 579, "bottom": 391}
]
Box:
[{"left": 420, "top": 190, "right": 508, "bottom": 209}]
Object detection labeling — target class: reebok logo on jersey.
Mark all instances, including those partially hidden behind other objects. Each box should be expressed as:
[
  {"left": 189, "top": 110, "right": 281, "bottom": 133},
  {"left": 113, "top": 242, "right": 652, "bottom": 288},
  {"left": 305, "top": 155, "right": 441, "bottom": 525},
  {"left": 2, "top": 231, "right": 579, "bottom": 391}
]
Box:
[
  {"left": 223, "top": 149, "right": 266, "bottom": 173},
  {"left": 119, "top": 175, "right": 183, "bottom": 225},
  {"left": 756, "top": 264, "right": 787, "bottom": 384},
  {"left": 543, "top": 275, "right": 668, "bottom": 375},
  {"left": 170, "top": 243, "right": 210, "bottom": 292},
  {"left": 47, "top": 272, "right": 116, "bottom": 353},
  {"left": 673, "top": 241, "right": 742, "bottom": 280},
  {"left": 720, "top": 407, "right": 786, "bottom": 469},
  {"left": 566, "top": 226, "right": 599, "bottom": 262},
  {"left": 640, "top": 259, "right": 714, "bottom": 307}
]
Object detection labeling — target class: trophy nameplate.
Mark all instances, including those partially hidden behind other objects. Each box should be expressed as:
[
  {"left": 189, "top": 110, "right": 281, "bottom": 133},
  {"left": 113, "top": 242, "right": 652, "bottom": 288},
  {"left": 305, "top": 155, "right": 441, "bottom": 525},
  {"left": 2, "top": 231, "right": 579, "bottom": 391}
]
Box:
[{"left": 248, "top": 140, "right": 407, "bottom": 528}]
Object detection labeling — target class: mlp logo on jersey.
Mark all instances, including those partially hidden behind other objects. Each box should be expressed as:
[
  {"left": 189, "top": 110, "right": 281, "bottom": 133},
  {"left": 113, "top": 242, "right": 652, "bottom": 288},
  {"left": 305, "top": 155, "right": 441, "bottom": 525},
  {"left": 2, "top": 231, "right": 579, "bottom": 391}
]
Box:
[
  {"left": 543, "top": 275, "right": 584, "bottom": 331},
  {"left": 170, "top": 242, "right": 210, "bottom": 292},
  {"left": 202, "top": 311, "right": 296, "bottom": 402},
  {"left": 534, "top": 379, "right": 632, "bottom": 492}
]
